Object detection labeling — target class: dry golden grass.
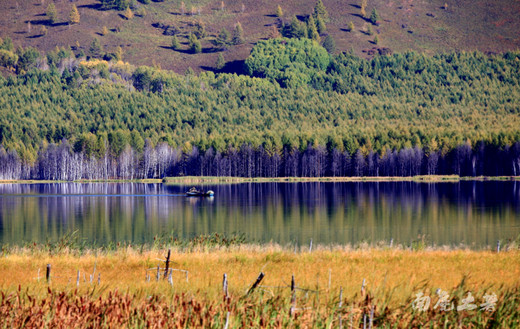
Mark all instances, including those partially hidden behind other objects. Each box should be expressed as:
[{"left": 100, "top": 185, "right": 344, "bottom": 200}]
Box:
[
  {"left": 1, "top": 246, "right": 519, "bottom": 328},
  {"left": 1, "top": 247, "right": 518, "bottom": 306}
]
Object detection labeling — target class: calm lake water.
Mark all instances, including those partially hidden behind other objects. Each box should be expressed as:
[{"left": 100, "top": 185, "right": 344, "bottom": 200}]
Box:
[{"left": 0, "top": 182, "right": 519, "bottom": 248}]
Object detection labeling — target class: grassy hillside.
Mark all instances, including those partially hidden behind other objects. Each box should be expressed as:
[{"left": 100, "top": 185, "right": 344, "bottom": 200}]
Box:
[{"left": 1, "top": 0, "right": 519, "bottom": 73}]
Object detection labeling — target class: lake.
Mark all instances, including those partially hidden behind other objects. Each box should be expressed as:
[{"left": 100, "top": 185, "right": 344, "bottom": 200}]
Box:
[{"left": 0, "top": 181, "right": 519, "bottom": 248}]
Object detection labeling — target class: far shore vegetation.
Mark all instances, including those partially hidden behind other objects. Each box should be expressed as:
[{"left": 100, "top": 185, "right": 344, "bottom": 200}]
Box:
[{"left": 0, "top": 175, "right": 519, "bottom": 185}]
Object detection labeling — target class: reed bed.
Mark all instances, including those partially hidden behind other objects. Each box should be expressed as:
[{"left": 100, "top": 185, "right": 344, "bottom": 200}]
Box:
[{"left": 0, "top": 235, "right": 519, "bottom": 328}]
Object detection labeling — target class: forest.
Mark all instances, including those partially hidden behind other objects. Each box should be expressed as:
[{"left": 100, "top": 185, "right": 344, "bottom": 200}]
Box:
[{"left": 0, "top": 37, "right": 520, "bottom": 179}]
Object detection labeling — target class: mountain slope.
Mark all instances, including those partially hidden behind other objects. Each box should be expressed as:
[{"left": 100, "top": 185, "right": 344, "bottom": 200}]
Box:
[{"left": 1, "top": 0, "right": 519, "bottom": 73}]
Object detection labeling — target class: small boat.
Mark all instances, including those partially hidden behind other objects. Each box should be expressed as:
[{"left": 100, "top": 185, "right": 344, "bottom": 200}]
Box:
[{"left": 186, "top": 187, "right": 214, "bottom": 197}]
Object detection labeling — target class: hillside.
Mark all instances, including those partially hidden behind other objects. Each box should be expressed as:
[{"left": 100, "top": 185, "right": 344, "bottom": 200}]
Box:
[{"left": 1, "top": 0, "right": 519, "bottom": 73}]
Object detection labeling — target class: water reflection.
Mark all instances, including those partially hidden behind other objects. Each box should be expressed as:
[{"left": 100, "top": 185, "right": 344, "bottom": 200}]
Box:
[{"left": 0, "top": 182, "right": 518, "bottom": 247}]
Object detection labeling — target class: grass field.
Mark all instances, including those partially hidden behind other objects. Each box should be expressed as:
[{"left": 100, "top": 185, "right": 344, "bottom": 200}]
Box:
[{"left": 1, "top": 238, "right": 519, "bottom": 327}]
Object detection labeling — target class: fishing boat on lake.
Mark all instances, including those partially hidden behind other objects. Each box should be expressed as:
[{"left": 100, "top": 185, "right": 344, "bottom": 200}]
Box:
[{"left": 186, "top": 187, "right": 214, "bottom": 197}]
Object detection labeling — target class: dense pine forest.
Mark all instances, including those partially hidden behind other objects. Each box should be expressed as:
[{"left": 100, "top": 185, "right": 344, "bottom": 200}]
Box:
[{"left": 0, "top": 36, "right": 519, "bottom": 179}]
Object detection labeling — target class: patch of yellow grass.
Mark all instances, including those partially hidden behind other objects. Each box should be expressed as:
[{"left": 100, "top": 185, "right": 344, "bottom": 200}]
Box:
[{"left": 1, "top": 248, "right": 518, "bottom": 308}]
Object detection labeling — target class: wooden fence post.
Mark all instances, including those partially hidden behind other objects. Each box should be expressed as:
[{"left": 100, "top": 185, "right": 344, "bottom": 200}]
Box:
[
  {"left": 246, "top": 272, "right": 265, "bottom": 296},
  {"left": 164, "top": 249, "right": 171, "bottom": 279},
  {"left": 290, "top": 274, "right": 296, "bottom": 316},
  {"left": 46, "top": 264, "right": 51, "bottom": 284},
  {"left": 223, "top": 273, "right": 229, "bottom": 298}
]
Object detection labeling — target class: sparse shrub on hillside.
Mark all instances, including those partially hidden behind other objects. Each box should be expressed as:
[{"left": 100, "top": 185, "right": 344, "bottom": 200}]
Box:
[
  {"left": 367, "top": 25, "right": 373, "bottom": 35},
  {"left": 40, "top": 26, "right": 48, "bottom": 36},
  {"left": 135, "top": 7, "right": 146, "bottom": 17},
  {"left": 99, "top": 0, "right": 129, "bottom": 11}
]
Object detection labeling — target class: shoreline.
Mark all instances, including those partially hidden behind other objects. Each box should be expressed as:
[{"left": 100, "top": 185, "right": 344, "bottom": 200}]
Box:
[{"left": 1, "top": 175, "right": 519, "bottom": 185}]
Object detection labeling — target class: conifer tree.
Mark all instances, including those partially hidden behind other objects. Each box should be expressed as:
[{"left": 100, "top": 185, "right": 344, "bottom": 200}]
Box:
[
  {"left": 46, "top": 3, "right": 57, "bottom": 24},
  {"left": 276, "top": 5, "right": 283, "bottom": 18},
  {"left": 315, "top": 15, "right": 326, "bottom": 34},
  {"left": 232, "top": 22, "right": 244, "bottom": 45},
  {"left": 348, "top": 21, "right": 355, "bottom": 32},
  {"left": 284, "top": 16, "right": 306, "bottom": 38},
  {"left": 213, "top": 28, "right": 230, "bottom": 48},
  {"left": 322, "top": 34, "right": 335, "bottom": 53},
  {"left": 124, "top": 7, "right": 134, "bottom": 19},
  {"left": 189, "top": 33, "right": 201, "bottom": 53},
  {"left": 370, "top": 8, "right": 380, "bottom": 25},
  {"left": 194, "top": 20, "right": 206, "bottom": 39},
  {"left": 307, "top": 16, "right": 320, "bottom": 42},
  {"left": 89, "top": 38, "right": 104, "bottom": 58},
  {"left": 215, "top": 53, "right": 225, "bottom": 70},
  {"left": 69, "top": 5, "right": 80, "bottom": 25},
  {"left": 313, "top": 0, "right": 328, "bottom": 20},
  {"left": 360, "top": 0, "right": 367, "bottom": 17},
  {"left": 102, "top": 26, "right": 109, "bottom": 36},
  {"left": 171, "top": 35, "right": 179, "bottom": 50},
  {"left": 268, "top": 25, "right": 280, "bottom": 39},
  {"left": 115, "top": 46, "right": 123, "bottom": 61}
]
